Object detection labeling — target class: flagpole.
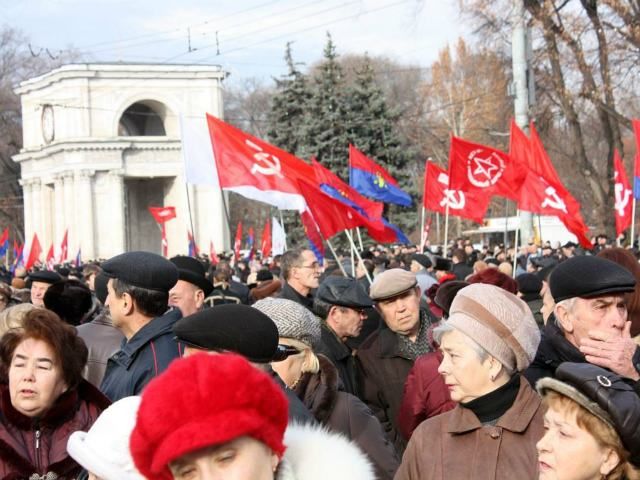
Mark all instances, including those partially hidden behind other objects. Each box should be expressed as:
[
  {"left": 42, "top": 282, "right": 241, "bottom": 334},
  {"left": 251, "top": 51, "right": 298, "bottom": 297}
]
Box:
[
  {"left": 350, "top": 229, "right": 356, "bottom": 278},
  {"left": 279, "top": 210, "right": 288, "bottom": 250},
  {"left": 326, "top": 239, "right": 348, "bottom": 277},
  {"left": 420, "top": 206, "right": 426, "bottom": 253},
  {"left": 443, "top": 203, "right": 450, "bottom": 257},
  {"left": 631, "top": 198, "right": 636, "bottom": 248},
  {"left": 345, "top": 230, "right": 372, "bottom": 285},
  {"left": 436, "top": 212, "right": 441, "bottom": 244},
  {"left": 512, "top": 208, "right": 520, "bottom": 277},
  {"left": 183, "top": 183, "right": 197, "bottom": 257},
  {"left": 356, "top": 227, "right": 364, "bottom": 251},
  {"left": 537, "top": 214, "right": 543, "bottom": 247}
]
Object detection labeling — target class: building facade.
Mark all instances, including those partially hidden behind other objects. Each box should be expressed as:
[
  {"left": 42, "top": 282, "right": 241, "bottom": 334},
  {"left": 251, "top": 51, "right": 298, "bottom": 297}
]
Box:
[{"left": 13, "top": 63, "right": 228, "bottom": 260}]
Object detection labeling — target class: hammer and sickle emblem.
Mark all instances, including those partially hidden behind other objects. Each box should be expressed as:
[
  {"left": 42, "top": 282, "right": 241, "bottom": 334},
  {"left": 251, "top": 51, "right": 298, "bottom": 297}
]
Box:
[
  {"left": 614, "top": 181, "right": 632, "bottom": 217},
  {"left": 246, "top": 140, "right": 284, "bottom": 178},
  {"left": 440, "top": 189, "right": 465, "bottom": 210},
  {"left": 541, "top": 185, "right": 568, "bottom": 213}
]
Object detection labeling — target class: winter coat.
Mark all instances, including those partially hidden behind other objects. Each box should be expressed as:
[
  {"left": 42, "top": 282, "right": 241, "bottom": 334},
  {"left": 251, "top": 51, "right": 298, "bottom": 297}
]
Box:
[
  {"left": 355, "top": 328, "right": 415, "bottom": 454},
  {"left": 277, "top": 423, "right": 375, "bottom": 480},
  {"left": 76, "top": 309, "right": 124, "bottom": 387},
  {"left": 100, "top": 308, "right": 183, "bottom": 401},
  {"left": 397, "top": 351, "right": 456, "bottom": 440},
  {"left": 267, "top": 368, "right": 316, "bottom": 425},
  {"left": 316, "top": 323, "right": 359, "bottom": 397},
  {"left": 0, "top": 380, "right": 110, "bottom": 480},
  {"left": 278, "top": 283, "right": 314, "bottom": 311},
  {"left": 521, "top": 294, "right": 544, "bottom": 330},
  {"left": 394, "top": 378, "right": 544, "bottom": 480},
  {"left": 294, "top": 355, "right": 400, "bottom": 480}
]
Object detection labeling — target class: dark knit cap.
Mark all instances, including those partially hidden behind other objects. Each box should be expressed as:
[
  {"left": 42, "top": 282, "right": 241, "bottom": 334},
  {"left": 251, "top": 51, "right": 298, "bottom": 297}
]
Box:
[
  {"left": 28, "top": 270, "right": 62, "bottom": 285},
  {"left": 169, "top": 256, "right": 213, "bottom": 296},
  {"left": 411, "top": 254, "right": 432, "bottom": 269},
  {"left": 94, "top": 273, "right": 109, "bottom": 305},
  {"left": 256, "top": 270, "right": 274, "bottom": 282},
  {"left": 433, "top": 257, "right": 452, "bottom": 271},
  {"left": 517, "top": 273, "right": 543, "bottom": 295},
  {"left": 172, "top": 304, "right": 279, "bottom": 363},
  {"left": 102, "top": 251, "right": 178, "bottom": 293},
  {"left": 549, "top": 256, "right": 636, "bottom": 302},
  {"left": 316, "top": 277, "right": 372, "bottom": 309}
]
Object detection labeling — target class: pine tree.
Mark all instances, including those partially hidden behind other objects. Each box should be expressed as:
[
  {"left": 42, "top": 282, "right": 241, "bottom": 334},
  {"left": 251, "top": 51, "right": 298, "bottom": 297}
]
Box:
[
  {"left": 345, "top": 56, "right": 419, "bottom": 236},
  {"left": 303, "top": 33, "right": 351, "bottom": 180},
  {"left": 267, "top": 42, "right": 311, "bottom": 156}
]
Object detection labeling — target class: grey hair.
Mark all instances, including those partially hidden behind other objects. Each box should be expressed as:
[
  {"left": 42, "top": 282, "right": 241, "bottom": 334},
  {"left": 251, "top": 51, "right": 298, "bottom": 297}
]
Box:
[
  {"left": 553, "top": 297, "right": 576, "bottom": 331},
  {"left": 433, "top": 323, "right": 515, "bottom": 376}
]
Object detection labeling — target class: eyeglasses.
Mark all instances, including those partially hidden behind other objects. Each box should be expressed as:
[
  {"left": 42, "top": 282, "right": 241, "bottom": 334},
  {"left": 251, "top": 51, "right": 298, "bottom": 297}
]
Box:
[
  {"left": 297, "top": 263, "right": 320, "bottom": 270},
  {"left": 272, "top": 344, "right": 302, "bottom": 362}
]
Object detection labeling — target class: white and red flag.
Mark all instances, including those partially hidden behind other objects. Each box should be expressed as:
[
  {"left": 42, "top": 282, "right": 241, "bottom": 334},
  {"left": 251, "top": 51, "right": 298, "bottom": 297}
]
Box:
[
  {"left": 423, "top": 161, "right": 491, "bottom": 224},
  {"left": 148, "top": 206, "right": 176, "bottom": 257},
  {"left": 613, "top": 149, "right": 633, "bottom": 236},
  {"left": 59, "top": 229, "right": 68, "bottom": 263},
  {"left": 207, "top": 114, "right": 313, "bottom": 212}
]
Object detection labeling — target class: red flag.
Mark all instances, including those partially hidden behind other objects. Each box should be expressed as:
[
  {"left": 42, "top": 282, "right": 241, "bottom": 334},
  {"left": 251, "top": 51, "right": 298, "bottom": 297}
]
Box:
[
  {"left": 260, "top": 219, "right": 272, "bottom": 259},
  {"left": 297, "top": 179, "right": 367, "bottom": 239},
  {"left": 161, "top": 225, "right": 168, "bottom": 257},
  {"left": 209, "top": 239, "right": 220, "bottom": 264},
  {"left": 234, "top": 222, "right": 243, "bottom": 259},
  {"left": 148, "top": 206, "right": 176, "bottom": 224},
  {"left": 423, "top": 161, "right": 491, "bottom": 223},
  {"left": 207, "top": 114, "right": 313, "bottom": 211},
  {"left": 300, "top": 210, "right": 325, "bottom": 262},
  {"left": 46, "top": 243, "right": 54, "bottom": 262},
  {"left": 613, "top": 149, "right": 633, "bottom": 236},
  {"left": 25, "top": 234, "right": 42, "bottom": 270},
  {"left": 311, "top": 157, "right": 383, "bottom": 220},
  {"left": 59, "top": 229, "right": 68, "bottom": 263},
  {"left": 0, "top": 228, "right": 7, "bottom": 246},
  {"left": 448, "top": 135, "right": 523, "bottom": 201},
  {"left": 633, "top": 119, "right": 640, "bottom": 199},
  {"left": 528, "top": 123, "right": 564, "bottom": 186}
]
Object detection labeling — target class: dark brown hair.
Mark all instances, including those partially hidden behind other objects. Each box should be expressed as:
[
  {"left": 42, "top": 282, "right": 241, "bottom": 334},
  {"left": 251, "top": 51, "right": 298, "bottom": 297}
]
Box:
[
  {"left": 0, "top": 308, "right": 88, "bottom": 389},
  {"left": 597, "top": 248, "right": 640, "bottom": 337}
]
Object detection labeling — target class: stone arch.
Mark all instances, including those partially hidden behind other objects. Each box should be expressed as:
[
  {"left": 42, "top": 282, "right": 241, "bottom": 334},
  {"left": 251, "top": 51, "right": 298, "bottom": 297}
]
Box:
[{"left": 115, "top": 97, "right": 179, "bottom": 137}]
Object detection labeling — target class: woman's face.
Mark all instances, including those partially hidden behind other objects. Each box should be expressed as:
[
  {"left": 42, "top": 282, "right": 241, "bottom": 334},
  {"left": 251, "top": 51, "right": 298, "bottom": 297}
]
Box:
[
  {"left": 437, "top": 329, "right": 497, "bottom": 403},
  {"left": 169, "top": 436, "right": 278, "bottom": 480},
  {"left": 537, "top": 403, "right": 617, "bottom": 480},
  {"left": 9, "top": 338, "right": 68, "bottom": 417}
]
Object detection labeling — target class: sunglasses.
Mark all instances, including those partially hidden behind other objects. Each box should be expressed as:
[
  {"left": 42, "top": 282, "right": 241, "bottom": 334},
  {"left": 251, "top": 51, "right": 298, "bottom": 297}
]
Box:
[{"left": 272, "top": 344, "right": 302, "bottom": 362}]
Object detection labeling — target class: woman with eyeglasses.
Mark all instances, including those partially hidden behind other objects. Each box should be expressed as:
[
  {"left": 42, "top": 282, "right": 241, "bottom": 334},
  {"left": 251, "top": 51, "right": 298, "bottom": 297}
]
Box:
[{"left": 253, "top": 297, "right": 401, "bottom": 480}]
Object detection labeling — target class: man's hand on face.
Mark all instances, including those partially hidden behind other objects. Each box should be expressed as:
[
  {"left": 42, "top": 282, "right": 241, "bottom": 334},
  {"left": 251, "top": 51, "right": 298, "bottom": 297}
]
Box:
[{"left": 579, "top": 321, "right": 640, "bottom": 381}]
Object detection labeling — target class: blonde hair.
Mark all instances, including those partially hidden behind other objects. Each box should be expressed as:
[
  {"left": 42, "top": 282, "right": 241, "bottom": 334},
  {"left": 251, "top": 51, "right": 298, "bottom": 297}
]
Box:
[
  {"left": 544, "top": 391, "right": 640, "bottom": 480},
  {"left": 284, "top": 338, "right": 320, "bottom": 375},
  {"left": 0, "top": 303, "right": 36, "bottom": 337}
]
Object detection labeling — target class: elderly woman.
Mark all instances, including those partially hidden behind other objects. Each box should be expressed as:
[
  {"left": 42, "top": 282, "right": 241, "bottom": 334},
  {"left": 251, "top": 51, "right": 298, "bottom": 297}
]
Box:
[
  {"left": 130, "top": 353, "right": 374, "bottom": 480},
  {"left": 537, "top": 362, "right": 640, "bottom": 480},
  {"left": 253, "top": 297, "right": 400, "bottom": 480},
  {"left": 395, "top": 283, "right": 543, "bottom": 479},
  {"left": 0, "top": 308, "right": 110, "bottom": 478}
]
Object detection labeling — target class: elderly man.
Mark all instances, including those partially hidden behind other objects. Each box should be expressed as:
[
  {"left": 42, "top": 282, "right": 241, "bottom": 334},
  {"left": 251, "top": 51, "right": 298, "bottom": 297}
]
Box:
[
  {"left": 27, "top": 270, "right": 61, "bottom": 307},
  {"left": 278, "top": 247, "right": 321, "bottom": 310},
  {"left": 172, "top": 303, "right": 313, "bottom": 423},
  {"left": 314, "top": 276, "right": 373, "bottom": 396},
  {"left": 168, "top": 256, "right": 213, "bottom": 317},
  {"left": 99, "top": 251, "right": 182, "bottom": 401},
  {"left": 525, "top": 255, "right": 640, "bottom": 388},
  {"left": 356, "top": 268, "right": 439, "bottom": 452}
]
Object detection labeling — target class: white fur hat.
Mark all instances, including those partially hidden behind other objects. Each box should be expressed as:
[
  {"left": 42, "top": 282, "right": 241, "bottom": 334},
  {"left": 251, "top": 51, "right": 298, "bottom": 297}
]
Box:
[{"left": 67, "top": 396, "right": 145, "bottom": 480}]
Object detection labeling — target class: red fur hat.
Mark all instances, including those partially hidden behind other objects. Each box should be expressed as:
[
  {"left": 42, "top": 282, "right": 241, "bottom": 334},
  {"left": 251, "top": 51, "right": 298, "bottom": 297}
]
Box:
[
  {"left": 130, "top": 353, "right": 288, "bottom": 480},
  {"left": 467, "top": 267, "right": 518, "bottom": 294}
]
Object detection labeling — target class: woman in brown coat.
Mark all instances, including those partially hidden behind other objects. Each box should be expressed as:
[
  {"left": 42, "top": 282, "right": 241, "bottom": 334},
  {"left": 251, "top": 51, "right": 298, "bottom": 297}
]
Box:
[
  {"left": 254, "top": 297, "right": 400, "bottom": 480},
  {"left": 395, "top": 284, "right": 543, "bottom": 480}
]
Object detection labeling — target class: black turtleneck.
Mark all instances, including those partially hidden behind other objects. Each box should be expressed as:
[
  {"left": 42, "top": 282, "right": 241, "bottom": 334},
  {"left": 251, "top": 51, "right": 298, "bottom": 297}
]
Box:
[{"left": 461, "top": 374, "right": 521, "bottom": 425}]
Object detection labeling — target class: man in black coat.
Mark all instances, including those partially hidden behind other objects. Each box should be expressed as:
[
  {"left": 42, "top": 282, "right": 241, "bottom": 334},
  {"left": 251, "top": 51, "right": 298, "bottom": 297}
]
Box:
[
  {"left": 314, "top": 276, "right": 373, "bottom": 397},
  {"left": 525, "top": 256, "right": 640, "bottom": 395}
]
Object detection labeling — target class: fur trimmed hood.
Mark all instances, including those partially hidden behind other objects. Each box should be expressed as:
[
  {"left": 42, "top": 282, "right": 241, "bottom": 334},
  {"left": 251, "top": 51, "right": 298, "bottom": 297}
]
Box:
[{"left": 277, "top": 423, "right": 375, "bottom": 480}]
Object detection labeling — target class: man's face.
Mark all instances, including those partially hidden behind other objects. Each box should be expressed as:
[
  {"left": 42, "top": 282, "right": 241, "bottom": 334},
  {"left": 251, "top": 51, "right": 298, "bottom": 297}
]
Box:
[
  {"left": 291, "top": 250, "right": 321, "bottom": 290},
  {"left": 30, "top": 281, "right": 50, "bottom": 307},
  {"left": 331, "top": 306, "right": 367, "bottom": 339},
  {"left": 105, "top": 279, "right": 125, "bottom": 328},
  {"left": 557, "top": 295, "right": 627, "bottom": 348},
  {"left": 169, "top": 280, "right": 203, "bottom": 317},
  {"left": 376, "top": 287, "right": 421, "bottom": 337},
  {"left": 409, "top": 260, "right": 422, "bottom": 273}
]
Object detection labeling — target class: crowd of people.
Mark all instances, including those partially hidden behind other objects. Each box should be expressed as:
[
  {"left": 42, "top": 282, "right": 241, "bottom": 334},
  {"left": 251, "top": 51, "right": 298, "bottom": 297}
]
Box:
[{"left": 0, "top": 234, "right": 638, "bottom": 479}]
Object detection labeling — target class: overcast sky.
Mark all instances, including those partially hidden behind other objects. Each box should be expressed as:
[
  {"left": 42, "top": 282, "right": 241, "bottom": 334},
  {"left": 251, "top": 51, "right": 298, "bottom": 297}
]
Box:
[{"left": 3, "top": 0, "right": 470, "bottom": 84}]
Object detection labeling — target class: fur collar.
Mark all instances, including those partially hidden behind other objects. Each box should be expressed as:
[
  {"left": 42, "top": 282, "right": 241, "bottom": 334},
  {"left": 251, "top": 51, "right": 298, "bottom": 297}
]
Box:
[
  {"left": 293, "top": 355, "right": 339, "bottom": 424},
  {"left": 276, "top": 423, "right": 374, "bottom": 480}
]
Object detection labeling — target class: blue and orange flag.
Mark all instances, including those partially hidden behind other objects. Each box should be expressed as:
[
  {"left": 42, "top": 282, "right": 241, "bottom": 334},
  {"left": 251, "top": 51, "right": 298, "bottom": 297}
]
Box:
[
  {"left": 0, "top": 228, "right": 8, "bottom": 257},
  {"left": 348, "top": 145, "right": 412, "bottom": 207}
]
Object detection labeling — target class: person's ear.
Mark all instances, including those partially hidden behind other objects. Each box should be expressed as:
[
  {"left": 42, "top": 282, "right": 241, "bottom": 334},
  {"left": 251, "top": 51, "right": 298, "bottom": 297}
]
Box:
[
  {"left": 600, "top": 448, "right": 620, "bottom": 477},
  {"left": 122, "top": 292, "right": 134, "bottom": 315},
  {"left": 555, "top": 303, "right": 574, "bottom": 333},
  {"left": 271, "top": 453, "right": 280, "bottom": 473}
]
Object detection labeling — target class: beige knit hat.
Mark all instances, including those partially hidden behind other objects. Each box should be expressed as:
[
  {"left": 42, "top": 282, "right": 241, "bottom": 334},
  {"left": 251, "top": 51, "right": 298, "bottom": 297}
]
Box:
[
  {"left": 252, "top": 297, "right": 321, "bottom": 349},
  {"left": 447, "top": 283, "right": 541, "bottom": 372}
]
